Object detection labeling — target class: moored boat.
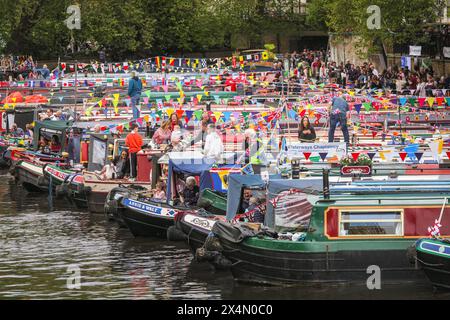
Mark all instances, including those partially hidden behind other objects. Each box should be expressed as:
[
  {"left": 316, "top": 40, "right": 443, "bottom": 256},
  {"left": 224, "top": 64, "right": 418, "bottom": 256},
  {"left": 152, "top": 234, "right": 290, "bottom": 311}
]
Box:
[
  {"left": 206, "top": 176, "right": 450, "bottom": 285},
  {"left": 414, "top": 238, "right": 450, "bottom": 290}
]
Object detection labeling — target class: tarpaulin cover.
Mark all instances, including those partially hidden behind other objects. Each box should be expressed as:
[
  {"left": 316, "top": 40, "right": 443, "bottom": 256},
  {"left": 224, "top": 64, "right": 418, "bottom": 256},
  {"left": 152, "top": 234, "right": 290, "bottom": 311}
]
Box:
[
  {"left": 24, "top": 95, "right": 48, "bottom": 103},
  {"left": 211, "top": 221, "right": 259, "bottom": 244},
  {"left": 266, "top": 178, "right": 323, "bottom": 229},
  {"left": 225, "top": 174, "right": 280, "bottom": 220},
  {"left": 1, "top": 92, "right": 24, "bottom": 104}
]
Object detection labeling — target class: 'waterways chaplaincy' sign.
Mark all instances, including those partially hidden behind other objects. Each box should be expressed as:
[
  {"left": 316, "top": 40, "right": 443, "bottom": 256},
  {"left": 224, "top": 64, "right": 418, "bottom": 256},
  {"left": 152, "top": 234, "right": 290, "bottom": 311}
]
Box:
[{"left": 285, "top": 142, "right": 347, "bottom": 159}]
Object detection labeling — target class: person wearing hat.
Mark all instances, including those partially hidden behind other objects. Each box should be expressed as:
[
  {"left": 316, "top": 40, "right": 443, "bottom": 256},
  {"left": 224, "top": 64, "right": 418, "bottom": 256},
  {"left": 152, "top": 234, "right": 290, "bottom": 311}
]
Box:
[{"left": 128, "top": 71, "right": 143, "bottom": 120}]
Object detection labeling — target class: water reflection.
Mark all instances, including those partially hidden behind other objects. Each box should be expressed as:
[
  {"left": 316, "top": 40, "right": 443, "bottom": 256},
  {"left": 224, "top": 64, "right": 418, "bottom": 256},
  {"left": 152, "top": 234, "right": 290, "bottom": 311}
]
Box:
[{"left": 0, "top": 171, "right": 449, "bottom": 299}]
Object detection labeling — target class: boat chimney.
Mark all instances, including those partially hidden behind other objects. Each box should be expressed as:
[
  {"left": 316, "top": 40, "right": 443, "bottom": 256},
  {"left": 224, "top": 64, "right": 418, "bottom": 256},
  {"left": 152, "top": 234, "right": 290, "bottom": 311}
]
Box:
[{"left": 323, "top": 168, "right": 330, "bottom": 200}]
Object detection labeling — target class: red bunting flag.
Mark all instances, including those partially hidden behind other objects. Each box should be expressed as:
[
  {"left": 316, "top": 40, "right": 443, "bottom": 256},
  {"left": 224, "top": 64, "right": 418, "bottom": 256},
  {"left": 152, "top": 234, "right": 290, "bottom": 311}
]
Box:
[
  {"left": 303, "top": 152, "right": 312, "bottom": 161},
  {"left": 399, "top": 152, "right": 407, "bottom": 162},
  {"left": 446, "top": 151, "right": 450, "bottom": 159},
  {"left": 351, "top": 153, "right": 360, "bottom": 162},
  {"left": 371, "top": 131, "right": 377, "bottom": 138}
]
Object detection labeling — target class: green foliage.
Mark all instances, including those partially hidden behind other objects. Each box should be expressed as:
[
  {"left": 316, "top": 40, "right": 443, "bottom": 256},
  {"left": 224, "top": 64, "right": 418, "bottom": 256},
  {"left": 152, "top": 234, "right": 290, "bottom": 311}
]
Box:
[
  {"left": 340, "top": 154, "right": 372, "bottom": 166},
  {"left": 307, "top": 0, "right": 444, "bottom": 54}
]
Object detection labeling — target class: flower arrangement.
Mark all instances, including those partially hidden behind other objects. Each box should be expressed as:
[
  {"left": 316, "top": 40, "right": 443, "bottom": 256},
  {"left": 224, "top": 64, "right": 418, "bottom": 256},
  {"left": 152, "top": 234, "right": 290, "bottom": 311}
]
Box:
[{"left": 340, "top": 154, "right": 373, "bottom": 167}]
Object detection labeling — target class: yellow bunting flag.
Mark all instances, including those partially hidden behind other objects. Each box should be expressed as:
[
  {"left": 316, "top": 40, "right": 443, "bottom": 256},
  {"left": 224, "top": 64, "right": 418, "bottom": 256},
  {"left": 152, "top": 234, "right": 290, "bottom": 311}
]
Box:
[
  {"left": 196, "top": 94, "right": 203, "bottom": 102},
  {"left": 213, "top": 111, "right": 222, "bottom": 121},
  {"left": 427, "top": 97, "right": 435, "bottom": 107},
  {"left": 166, "top": 108, "right": 174, "bottom": 117}
]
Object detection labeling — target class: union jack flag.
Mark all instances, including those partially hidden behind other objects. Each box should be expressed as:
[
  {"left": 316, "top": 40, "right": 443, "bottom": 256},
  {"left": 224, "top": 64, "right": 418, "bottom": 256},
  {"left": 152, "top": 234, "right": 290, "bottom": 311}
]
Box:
[{"left": 428, "top": 219, "right": 442, "bottom": 238}]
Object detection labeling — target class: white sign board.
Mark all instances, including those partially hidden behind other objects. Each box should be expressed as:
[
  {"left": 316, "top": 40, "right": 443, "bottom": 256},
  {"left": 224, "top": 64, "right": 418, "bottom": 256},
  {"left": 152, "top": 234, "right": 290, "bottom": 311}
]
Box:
[
  {"left": 285, "top": 142, "right": 347, "bottom": 159},
  {"left": 409, "top": 46, "right": 422, "bottom": 57}
]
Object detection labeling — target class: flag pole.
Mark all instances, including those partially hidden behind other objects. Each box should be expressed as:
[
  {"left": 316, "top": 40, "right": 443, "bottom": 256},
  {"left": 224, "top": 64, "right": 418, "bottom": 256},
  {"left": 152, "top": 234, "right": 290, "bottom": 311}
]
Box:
[{"left": 438, "top": 197, "right": 447, "bottom": 224}]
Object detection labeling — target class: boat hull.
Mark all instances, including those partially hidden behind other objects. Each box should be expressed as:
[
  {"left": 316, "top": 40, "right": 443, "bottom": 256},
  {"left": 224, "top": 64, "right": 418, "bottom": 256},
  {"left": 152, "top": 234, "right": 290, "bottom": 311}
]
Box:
[
  {"left": 416, "top": 239, "right": 450, "bottom": 290},
  {"left": 175, "top": 212, "right": 220, "bottom": 253},
  {"left": 15, "top": 161, "right": 48, "bottom": 192},
  {"left": 119, "top": 200, "right": 175, "bottom": 238},
  {"left": 216, "top": 237, "right": 425, "bottom": 285}
]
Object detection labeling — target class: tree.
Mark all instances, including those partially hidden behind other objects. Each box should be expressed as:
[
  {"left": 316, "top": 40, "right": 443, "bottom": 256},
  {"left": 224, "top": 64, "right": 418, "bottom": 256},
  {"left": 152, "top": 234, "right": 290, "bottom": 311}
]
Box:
[{"left": 307, "top": 0, "right": 445, "bottom": 56}]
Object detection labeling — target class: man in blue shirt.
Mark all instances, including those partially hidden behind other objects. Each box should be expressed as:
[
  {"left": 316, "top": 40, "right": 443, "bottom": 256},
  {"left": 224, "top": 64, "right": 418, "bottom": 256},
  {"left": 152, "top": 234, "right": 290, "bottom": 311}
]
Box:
[
  {"left": 128, "top": 72, "right": 143, "bottom": 119},
  {"left": 328, "top": 95, "right": 350, "bottom": 143}
]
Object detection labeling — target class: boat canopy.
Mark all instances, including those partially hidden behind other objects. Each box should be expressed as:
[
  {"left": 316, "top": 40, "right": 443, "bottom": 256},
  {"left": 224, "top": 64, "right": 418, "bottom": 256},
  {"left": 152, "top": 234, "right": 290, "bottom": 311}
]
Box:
[
  {"left": 226, "top": 174, "right": 279, "bottom": 220},
  {"left": 87, "top": 133, "right": 114, "bottom": 171},
  {"left": 166, "top": 157, "right": 215, "bottom": 202},
  {"left": 32, "top": 120, "right": 73, "bottom": 151},
  {"left": 265, "top": 178, "right": 323, "bottom": 230}
]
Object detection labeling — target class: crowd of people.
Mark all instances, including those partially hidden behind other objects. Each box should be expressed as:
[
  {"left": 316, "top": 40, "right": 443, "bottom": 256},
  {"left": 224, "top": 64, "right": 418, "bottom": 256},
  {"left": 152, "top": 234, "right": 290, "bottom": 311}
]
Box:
[
  {"left": 273, "top": 49, "right": 450, "bottom": 96},
  {"left": 1, "top": 55, "right": 59, "bottom": 81}
]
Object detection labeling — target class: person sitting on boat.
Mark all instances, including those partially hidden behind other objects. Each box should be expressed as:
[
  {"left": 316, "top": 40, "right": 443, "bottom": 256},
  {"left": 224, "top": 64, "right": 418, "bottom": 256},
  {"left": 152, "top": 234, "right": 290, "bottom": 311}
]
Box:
[
  {"left": 50, "top": 135, "right": 61, "bottom": 153},
  {"left": 112, "top": 150, "right": 130, "bottom": 179},
  {"left": 241, "top": 189, "right": 253, "bottom": 212},
  {"left": 298, "top": 116, "right": 317, "bottom": 142},
  {"left": 38, "top": 136, "right": 50, "bottom": 153},
  {"left": 152, "top": 120, "right": 172, "bottom": 146},
  {"left": 152, "top": 181, "right": 166, "bottom": 201},
  {"left": 204, "top": 124, "right": 224, "bottom": 162},
  {"left": 10, "top": 123, "right": 24, "bottom": 137},
  {"left": 24, "top": 124, "right": 34, "bottom": 140},
  {"left": 245, "top": 197, "right": 265, "bottom": 223},
  {"left": 180, "top": 176, "right": 199, "bottom": 207},
  {"left": 96, "top": 161, "right": 116, "bottom": 180}
]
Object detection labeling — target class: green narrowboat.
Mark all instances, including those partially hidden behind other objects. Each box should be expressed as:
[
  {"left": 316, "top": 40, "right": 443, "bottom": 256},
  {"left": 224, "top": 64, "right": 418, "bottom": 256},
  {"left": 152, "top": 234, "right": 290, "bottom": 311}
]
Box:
[
  {"left": 210, "top": 175, "right": 450, "bottom": 285},
  {"left": 414, "top": 238, "right": 450, "bottom": 290}
]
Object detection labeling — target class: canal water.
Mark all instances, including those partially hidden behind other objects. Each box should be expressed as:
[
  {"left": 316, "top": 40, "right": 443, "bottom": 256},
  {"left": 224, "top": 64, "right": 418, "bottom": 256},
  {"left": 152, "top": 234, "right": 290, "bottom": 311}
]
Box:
[{"left": 0, "top": 172, "right": 449, "bottom": 300}]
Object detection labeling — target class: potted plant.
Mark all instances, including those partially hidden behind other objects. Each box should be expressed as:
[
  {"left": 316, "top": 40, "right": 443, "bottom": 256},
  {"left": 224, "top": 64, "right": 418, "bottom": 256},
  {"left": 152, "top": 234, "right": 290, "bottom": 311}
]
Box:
[{"left": 340, "top": 154, "right": 373, "bottom": 176}]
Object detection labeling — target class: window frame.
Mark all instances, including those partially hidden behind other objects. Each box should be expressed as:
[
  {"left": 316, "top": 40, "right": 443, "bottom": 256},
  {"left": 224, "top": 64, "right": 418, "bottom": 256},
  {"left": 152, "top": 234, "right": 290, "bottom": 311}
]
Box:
[{"left": 338, "top": 208, "right": 404, "bottom": 238}]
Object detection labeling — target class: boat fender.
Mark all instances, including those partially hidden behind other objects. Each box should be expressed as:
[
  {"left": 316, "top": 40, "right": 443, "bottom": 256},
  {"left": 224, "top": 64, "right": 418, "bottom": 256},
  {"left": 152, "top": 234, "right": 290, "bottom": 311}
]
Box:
[
  {"left": 195, "top": 247, "right": 220, "bottom": 262},
  {"left": 166, "top": 226, "right": 187, "bottom": 242},
  {"left": 9, "top": 164, "right": 17, "bottom": 177},
  {"left": 204, "top": 234, "right": 223, "bottom": 252},
  {"left": 55, "top": 184, "right": 68, "bottom": 198},
  {"left": 77, "top": 184, "right": 91, "bottom": 194},
  {"left": 105, "top": 199, "right": 118, "bottom": 216},
  {"left": 212, "top": 254, "right": 233, "bottom": 270}
]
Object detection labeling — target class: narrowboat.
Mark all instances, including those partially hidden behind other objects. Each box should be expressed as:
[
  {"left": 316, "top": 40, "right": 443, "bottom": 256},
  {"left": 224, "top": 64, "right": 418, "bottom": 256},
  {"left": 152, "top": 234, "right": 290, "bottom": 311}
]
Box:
[
  {"left": 414, "top": 238, "right": 450, "bottom": 290},
  {"left": 113, "top": 156, "right": 232, "bottom": 238},
  {"left": 12, "top": 120, "right": 72, "bottom": 192},
  {"left": 206, "top": 174, "right": 450, "bottom": 285}
]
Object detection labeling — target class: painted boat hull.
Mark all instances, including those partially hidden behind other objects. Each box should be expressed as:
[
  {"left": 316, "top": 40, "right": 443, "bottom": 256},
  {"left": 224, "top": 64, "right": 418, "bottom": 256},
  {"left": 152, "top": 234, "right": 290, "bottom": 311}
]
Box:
[
  {"left": 15, "top": 161, "right": 48, "bottom": 192},
  {"left": 119, "top": 199, "right": 175, "bottom": 238},
  {"left": 416, "top": 239, "right": 450, "bottom": 290},
  {"left": 82, "top": 172, "right": 152, "bottom": 213},
  {"left": 215, "top": 236, "right": 425, "bottom": 285},
  {"left": 175, "top": 212, "right": 221, "bottom": 253},
  {"left": 64, "top": 174, "right": 88, "bottom": 209}
]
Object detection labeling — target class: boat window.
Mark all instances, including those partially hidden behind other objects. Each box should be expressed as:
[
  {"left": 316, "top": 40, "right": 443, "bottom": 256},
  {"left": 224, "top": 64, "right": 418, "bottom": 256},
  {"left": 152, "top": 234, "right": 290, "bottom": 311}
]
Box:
[{"left": 339, "top": 210, "right": 403, "bottom": 237}]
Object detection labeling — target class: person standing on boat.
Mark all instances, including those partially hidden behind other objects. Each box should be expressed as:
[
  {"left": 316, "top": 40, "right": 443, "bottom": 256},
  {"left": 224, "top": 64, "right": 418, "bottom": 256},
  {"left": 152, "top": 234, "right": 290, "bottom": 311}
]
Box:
[
  {"left": 128, "top": 72, "right": 142, "bottom": 120},
  {"left": 125, "top": 123, "right": 143, "bottom": 181},
  {"left": 328, "top": 94, "right": 350, "bottom": 144},
  {"left": 152, "top": 120, "right": 172, "bottom": 146},
  {"left": 298, "top": 116, "right": 317, "bottom": 142},
  {"left": 204, "top": 124, "right": 224, "bottom": 162}
]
